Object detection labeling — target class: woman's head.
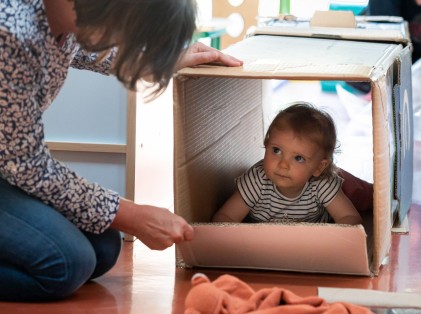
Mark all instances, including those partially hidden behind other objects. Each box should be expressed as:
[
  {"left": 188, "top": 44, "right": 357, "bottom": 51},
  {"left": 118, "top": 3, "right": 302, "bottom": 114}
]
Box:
[
  {"left": 264, "top": 102, "right": 338, "bottom": 179},
  {"left": 74, "top": 0, "right": 197, "bottom": 97}
]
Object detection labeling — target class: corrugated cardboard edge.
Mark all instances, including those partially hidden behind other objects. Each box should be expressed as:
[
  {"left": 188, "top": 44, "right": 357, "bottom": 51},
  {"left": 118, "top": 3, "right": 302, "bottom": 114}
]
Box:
[
  {"left": 251, "top": 26, "right": 410, "bottom": 45},
  {"left": 369, "top": 44, "right": 404, "bottom": 275},
  {"left": 179, "top": 35, "right": 400, "bottom": 81},
  {"left": 177, "top": 64, "right": 372, "bottom": 81},
  {"left": 177, "top": 222, "right": 371, "bottom": 276},
  {"left": 251, "top": 12, "right": 410, "bottom": 45}
]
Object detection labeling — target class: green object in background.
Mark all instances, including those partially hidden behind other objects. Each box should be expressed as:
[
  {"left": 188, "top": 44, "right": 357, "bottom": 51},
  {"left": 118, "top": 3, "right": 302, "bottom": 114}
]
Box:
[
  {"left": 192, "top": 27, "right": 226, "bottom": 50},
  {"left": 279, "top": 0, "right": 290, "bottom": 14}
]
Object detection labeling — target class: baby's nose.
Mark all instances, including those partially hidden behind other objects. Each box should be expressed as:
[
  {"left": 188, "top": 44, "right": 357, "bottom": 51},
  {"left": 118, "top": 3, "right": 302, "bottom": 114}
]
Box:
[{"left": 278, "top": 157, "right": 289, "bottom": 168}]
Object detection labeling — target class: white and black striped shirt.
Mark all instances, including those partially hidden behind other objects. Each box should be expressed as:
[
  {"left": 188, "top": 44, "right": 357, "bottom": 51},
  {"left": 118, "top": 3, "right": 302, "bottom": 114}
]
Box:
[{"left": 236, "top": 160, "right": 343, "bottom": 223}]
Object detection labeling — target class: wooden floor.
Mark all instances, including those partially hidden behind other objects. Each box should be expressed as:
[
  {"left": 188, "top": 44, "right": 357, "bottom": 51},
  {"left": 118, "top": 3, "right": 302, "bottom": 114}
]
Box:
[{"left": 0, "top": 204, "right": 419, "bottom": 313}]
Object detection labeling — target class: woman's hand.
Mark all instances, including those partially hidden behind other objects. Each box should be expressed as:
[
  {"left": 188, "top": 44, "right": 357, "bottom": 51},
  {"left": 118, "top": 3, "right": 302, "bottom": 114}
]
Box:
[
  {"left": 175, "top": 42, "right": 243, "bottom": 71},
  {"left": 111, "top": 198, "right": 194, "bottom": 250}
]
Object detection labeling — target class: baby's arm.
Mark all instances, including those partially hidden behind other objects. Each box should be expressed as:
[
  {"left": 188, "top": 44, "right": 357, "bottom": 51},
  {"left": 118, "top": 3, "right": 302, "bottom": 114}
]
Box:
[
  {"left": 212, "top": 190, "right": 250, "bottom": 222},
  {"left": 326, "top": 189, "right": 363, "bottom": 225}
]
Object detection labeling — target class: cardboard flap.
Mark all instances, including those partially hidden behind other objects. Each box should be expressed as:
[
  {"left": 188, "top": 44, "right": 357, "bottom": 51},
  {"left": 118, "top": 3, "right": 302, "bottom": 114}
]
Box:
[
  {"left": 251, "top": 14, "right": 410, "bottom": 45},
  {"left": 178, "top": 223, "right": 370, "bottom": 276},
  {"left": 370, "top": 78, "right": 394, "bottom": 276},
  {"left": 178, "top": 36, "right": 398, "bottom": 81},
  {"left": 310, "top": 10, "right": 356, "bottom": 28}
]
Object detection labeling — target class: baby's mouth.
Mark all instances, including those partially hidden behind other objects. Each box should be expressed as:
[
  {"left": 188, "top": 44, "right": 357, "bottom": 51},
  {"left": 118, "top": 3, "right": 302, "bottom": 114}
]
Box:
[{"left": 275, "top": 173, "right": 289, "bottom": 179}]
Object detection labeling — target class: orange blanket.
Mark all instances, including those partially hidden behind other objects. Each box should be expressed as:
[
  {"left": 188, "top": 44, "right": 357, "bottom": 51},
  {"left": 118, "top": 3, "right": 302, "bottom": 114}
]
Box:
[{"left": 184, "top": 273, "right": 373, "bottom": 314}]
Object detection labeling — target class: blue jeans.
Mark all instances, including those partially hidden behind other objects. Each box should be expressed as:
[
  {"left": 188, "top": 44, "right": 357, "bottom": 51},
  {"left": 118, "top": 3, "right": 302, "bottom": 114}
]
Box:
[{"left": 0, "top": 179, "right": 122, "bottom": 301}]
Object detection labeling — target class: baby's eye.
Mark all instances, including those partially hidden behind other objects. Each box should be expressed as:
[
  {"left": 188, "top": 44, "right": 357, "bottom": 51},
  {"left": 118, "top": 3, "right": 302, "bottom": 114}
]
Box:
[
  {"left": 272, "top": 147, "right": 281, "bottom": 155},
  {"left": 294, "top": 155, "right": 305, "bottom": 163}
]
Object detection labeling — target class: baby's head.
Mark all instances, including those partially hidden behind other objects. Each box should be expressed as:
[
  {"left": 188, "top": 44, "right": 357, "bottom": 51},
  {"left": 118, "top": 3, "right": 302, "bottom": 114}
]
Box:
[{"left": 264, "top": 102, "right": 338, "bottom": 179}]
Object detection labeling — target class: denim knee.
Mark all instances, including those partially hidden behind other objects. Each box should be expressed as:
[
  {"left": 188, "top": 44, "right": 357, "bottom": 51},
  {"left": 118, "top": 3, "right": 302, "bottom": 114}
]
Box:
[
  {"left": 41, "top": 238, "right": 97, "bottom": 300},
  {"left": 84, "top": 228, "right": 122, "bottom": 279},
  {"left": 0, "top": 230, "right": 97, "bottom": 301},
  {"left": 0, "top": 188, "right": 98, "bottom": 301}
]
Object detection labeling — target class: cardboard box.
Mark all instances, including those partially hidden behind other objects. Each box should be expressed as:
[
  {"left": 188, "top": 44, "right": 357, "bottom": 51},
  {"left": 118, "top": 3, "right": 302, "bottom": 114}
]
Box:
[
  {"left": 174, "top": 16, "right": 413, "bottom": 276},
  {"left": 253, "top": 13, "right": 410, "bottom": 45}
]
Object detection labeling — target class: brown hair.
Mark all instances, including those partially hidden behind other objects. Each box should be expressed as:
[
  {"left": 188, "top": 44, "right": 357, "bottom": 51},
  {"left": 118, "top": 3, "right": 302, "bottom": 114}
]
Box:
[
  {"left": 74, "top": 0, "right": 197, "bottom": 98},
  {"left": 264, "top": 102, "right": 339, "bottom": 178}
]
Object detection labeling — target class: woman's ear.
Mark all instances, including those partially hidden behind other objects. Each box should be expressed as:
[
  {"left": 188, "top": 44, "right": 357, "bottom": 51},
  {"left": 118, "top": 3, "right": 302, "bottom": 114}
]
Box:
[{"left": 313, "top": 159, "right": 329, "bottom": 177}]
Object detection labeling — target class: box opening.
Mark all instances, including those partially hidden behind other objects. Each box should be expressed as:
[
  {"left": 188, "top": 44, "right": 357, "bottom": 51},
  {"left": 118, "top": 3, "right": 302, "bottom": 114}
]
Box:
[{"left": 174, "top": 33, "right": 413, "bottom": 276}]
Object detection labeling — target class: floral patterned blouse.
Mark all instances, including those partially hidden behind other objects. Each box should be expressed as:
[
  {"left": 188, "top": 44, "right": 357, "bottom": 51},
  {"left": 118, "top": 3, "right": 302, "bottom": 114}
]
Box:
[{"left": 0, "top": 0, "right": 120, "bottom": 233}]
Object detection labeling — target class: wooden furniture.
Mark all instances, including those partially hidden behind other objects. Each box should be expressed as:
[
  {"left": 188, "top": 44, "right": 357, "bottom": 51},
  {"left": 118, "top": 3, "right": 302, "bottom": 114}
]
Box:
[{"left": 213, "top": 0, "right": 259, "bottom": 49}]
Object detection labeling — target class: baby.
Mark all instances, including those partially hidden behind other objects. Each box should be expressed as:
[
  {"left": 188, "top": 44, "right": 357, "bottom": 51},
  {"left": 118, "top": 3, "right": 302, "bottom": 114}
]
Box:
[{"left": 212, "top": 102, "right": 363, "bottom": 225}]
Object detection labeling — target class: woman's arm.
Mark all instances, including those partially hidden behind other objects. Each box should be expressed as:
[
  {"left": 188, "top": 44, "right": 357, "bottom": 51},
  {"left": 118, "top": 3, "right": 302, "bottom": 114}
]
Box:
[
  {"left": 0, "top": 28, "right": 121, "bottom": 234},
  {"left": 325, "top": 189, "right": 363, "bottom": 225},
  {"left": 212, "top": 190, "right": 250, "bottom": 223}
]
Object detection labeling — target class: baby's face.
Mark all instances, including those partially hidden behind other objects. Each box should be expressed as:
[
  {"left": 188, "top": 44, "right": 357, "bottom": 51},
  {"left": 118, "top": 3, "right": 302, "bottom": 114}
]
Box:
[{"left": 263, "top": 129, "right": 328, "bottom": 198}]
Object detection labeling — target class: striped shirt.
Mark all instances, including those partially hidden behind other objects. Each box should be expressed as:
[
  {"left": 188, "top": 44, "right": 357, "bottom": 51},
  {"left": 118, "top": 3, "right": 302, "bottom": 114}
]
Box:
[{"left": 236, "top": 160, "right": 343, "bottom": 223}]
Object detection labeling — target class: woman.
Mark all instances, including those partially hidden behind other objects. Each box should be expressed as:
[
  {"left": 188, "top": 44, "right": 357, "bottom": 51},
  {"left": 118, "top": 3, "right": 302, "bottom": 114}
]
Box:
[{"left": 0, "top": 0, "right": 242, "bottom": 301}]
